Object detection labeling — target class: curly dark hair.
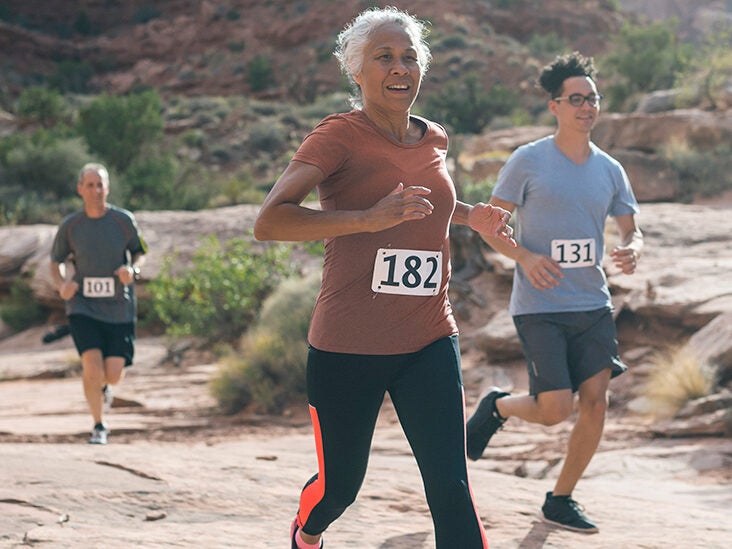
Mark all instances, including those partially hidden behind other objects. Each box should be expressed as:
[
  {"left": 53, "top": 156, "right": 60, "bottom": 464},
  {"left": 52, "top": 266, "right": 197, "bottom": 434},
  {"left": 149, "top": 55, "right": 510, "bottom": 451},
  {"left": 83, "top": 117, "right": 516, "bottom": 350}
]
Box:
[{"left": 538, "top": 51, "right": 597, "bottom": 98}]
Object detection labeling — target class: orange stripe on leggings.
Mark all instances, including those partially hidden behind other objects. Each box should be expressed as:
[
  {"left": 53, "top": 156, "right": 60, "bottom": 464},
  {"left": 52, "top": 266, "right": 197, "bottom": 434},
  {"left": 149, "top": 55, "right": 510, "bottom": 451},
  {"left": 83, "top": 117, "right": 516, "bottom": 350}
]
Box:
[
  {"left": 297, "top": 404, "right": 326, "bottom": 529},
  {"left": 462, "top": 387, "right": 490, "bottom": 548}
]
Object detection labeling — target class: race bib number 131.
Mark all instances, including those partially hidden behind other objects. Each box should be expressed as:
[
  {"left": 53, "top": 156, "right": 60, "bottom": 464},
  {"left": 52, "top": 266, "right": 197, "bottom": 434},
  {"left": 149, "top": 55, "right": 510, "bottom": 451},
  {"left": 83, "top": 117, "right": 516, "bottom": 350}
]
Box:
[
  {"left": 371, "top": 248, "right": 442, "bottom": 296},
  {"left": 551, "top": 238, "right": 596, "bottom": 268}
]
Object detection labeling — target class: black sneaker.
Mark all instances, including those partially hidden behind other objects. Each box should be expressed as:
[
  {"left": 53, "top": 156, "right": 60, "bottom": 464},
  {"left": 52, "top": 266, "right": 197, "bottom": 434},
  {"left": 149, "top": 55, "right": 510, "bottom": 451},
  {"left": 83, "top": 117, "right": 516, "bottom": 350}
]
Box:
[
  {"left": 89, "top": 422, "right": 109, "bottom": 445},
  {"left": 541, "top": 491, "right": 599, "bottom": 533},
  {"left": 466, "top": 387, "right": 509, "bottom": 461}
]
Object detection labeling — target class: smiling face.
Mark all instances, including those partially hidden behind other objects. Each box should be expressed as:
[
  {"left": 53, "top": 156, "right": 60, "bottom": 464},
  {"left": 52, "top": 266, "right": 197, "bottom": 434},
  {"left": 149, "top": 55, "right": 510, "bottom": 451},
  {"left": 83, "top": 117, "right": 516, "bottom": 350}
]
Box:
[
  {"left": 549, "top": 76, "right": 600, "bottom": 135},
  {"left": 353, "top": 21, "right": 423, "bottom": 116}
]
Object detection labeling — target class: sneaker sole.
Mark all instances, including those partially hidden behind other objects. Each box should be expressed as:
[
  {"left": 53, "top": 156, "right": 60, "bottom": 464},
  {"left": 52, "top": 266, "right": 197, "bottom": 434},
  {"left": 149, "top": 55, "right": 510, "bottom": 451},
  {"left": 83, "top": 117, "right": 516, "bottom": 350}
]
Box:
[{"left": 541, "top": 514, "right": 599, "bottom": 534}]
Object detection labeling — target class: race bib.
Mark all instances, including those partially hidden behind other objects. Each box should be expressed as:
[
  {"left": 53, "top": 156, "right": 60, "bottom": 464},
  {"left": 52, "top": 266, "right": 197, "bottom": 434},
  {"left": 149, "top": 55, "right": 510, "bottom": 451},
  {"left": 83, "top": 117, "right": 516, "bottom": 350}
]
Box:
[
  {"left": 551, "top": 238, "right": 596, "bottom": 268},
  {"left": 371, "top": 248, "right": 442, "bottom": 296},
  {"left": 83, "top": 277, "right": 115, "bottom": 298}
]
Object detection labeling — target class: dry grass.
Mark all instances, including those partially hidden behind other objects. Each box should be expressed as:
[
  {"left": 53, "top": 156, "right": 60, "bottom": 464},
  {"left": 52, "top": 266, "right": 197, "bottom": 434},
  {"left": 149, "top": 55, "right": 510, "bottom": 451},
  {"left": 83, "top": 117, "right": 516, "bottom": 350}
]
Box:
[{"left": 643, "top": 345, "right": 715, "bottom": 419}]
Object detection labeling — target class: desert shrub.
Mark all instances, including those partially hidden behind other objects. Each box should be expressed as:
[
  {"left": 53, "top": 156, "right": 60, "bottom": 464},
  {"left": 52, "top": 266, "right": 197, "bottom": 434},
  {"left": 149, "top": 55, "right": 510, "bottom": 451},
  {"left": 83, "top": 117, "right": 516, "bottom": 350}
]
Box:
[
  {"left": 458, "top": 176, "right": 497, "bottom": 205},
  {"left": 133, "top": 5, "right": 161, "bottom": 24},
  {"left": 214, "top": 168, "right": 266, "bottom": 206},
  {"left": 16, "top": 87, "right": 68, "bottom": 127},
  {"left": 600, "top": 20, "right": 693, "bottom": 110},
  {"left": 674, "top": 26, "right": 732, "bottom": 110},
  {"left": 665, "top": 142, "right": 732, "bottom": 202},
  {"left": 248, "top": 119, "right": 288, "bottom": 155},
  {"left": 78, "top": 90, "right": 164, "bottom": 172},
  {"left": 527, "top": 32, "right": 565, "bottom": 58},
  {"left": 3, "top": 137, "right": 88, "bottom": 199},
  {"left": 48, "top": 60, "right": 95, "bottom": 93},
  {"left": 117, "top": 153, "right": 179, "bottom": 210},
  {"left": 210, "top": 272, "right": 320, "bottom": 414},
  {"left": 424, "top": 75, "right": 517, "bottom": 134},
  {"left": 148, "top": 236, "right": 296, "bottom": 343},
  {"left": 0, "top": 278, "right": 48, "bottom": 332},
  {"left": 248, "top": 55, "right": 275, "bottom": 93},
  {"left": 643, "top": 346, "right": 715, "bottom": 419}
]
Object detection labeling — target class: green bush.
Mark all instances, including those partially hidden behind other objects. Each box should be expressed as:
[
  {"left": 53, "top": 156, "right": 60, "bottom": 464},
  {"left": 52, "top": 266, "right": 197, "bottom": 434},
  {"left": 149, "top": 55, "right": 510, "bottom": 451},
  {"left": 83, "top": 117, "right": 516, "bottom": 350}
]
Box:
[
  {"left": 248, "top": 55, "right": 275, "bottom": 93},
  {"left": 117, "top": 153, "right": 178, "bottom": 210},
  {"left": 425, "top": 75, "right": 517, "bottom": 134},
  {"left": 0, "top": 278, "right": 48, "bottom": 332},
  {"left": 210, "top": 272, "right": 321, "bottom": 414},
  {"left": 148, "top": 236, "right": 297, "bottom": 343},
  {"left": 666, "top": 143, "right": 732, "bottom": 201},
  {"left": 3, "top": 137, "right": 88, "bottom": 198},
  {"left": 48, "top": 60, "right": 95, "bottom": 93},
  {"left": 600, "top": 20, "right": 693, "bottom": 110},
  {"left": 674, "top": 27, "right": 732, "bottom": 110},
  {"left": 527, "top": 32, "right": 565, "bottom": 58},
  {"left": 459, "top": 177, "right": 497, "bottom": 205},
  {"left": 16, "top": 87, "right": 67, "bottom": 127},
  {"left": 248, "top": 119, "right": 288, "bottom": 155},
  {"left": 78, "top": 90, "right": 164, "bottom": 172}
]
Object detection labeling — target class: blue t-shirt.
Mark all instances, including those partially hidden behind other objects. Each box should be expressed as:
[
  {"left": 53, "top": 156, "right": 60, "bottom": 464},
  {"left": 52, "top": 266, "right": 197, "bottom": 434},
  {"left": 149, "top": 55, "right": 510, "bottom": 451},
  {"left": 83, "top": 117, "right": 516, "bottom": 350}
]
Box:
[
  {"left": 51, "top": 205, "right": 147, "bottom": 323},
  {"left": 493, "top": 136, "right": 639, "bottom": 315}
]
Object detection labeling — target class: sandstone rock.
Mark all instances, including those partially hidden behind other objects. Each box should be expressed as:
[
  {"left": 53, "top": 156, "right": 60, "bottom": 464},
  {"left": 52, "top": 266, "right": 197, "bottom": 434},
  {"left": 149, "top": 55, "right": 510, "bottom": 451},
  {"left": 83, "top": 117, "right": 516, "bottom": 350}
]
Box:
[
  {"left": 651, "top": 407, "right": 731, "bottom": 437},
  {"left": 686, "top": 312, "right": 732, "bottom": 385},
  {"left": 592, "top": 109, "right": 732, "bottom": 153},
  {"left": 675, "top": 391, "right": 732, "bottom": 419},
  {"left": 610, "top": 150, "right": 680, "bottom": 202},
  {"left": 457, "top": 109, "right": 732, "bottom": 203},
  {"left": 635, "top": 89, "right": 685, "bottom": 114},
  {"left": 472, "top": 308, "right": 522, "bottom": 362}
]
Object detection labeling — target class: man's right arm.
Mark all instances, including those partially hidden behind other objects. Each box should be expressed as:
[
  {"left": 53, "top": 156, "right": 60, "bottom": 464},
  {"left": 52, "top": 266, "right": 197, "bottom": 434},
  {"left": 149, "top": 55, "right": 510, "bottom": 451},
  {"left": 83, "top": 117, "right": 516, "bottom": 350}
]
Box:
[
  {"left": 480, "top": 197, "right": 563, "bottom": 290},
  {"left": 50, "top": 260, "right": 78, "bottom": 300}
]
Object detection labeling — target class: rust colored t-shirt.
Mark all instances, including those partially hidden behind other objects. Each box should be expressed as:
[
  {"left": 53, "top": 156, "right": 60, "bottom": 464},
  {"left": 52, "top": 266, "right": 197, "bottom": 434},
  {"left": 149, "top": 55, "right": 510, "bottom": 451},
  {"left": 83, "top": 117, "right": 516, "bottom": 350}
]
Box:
[{"left": 293, "top": 110, "right": 459, "bottom": 355}]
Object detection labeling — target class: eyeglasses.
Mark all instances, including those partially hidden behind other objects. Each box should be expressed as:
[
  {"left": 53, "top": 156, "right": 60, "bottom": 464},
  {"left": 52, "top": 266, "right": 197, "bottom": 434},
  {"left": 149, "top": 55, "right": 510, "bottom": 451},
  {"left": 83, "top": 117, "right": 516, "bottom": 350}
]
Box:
[{"left": 553, "top": 93, "right": 603, "bottom": 107}]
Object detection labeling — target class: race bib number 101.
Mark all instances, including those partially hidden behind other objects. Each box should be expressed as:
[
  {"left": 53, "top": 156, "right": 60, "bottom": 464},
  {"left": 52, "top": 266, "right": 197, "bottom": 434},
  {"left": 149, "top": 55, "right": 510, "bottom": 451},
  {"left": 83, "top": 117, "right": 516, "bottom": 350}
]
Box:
[
  {"left": 551, "top": 238, "right": 596, "bottom": 268},
  {"left": 83, "top": 277, "right": 115, "bottom": 298},
  {"left": 371, "top": 248, "right": 442, "bottom": 296}
]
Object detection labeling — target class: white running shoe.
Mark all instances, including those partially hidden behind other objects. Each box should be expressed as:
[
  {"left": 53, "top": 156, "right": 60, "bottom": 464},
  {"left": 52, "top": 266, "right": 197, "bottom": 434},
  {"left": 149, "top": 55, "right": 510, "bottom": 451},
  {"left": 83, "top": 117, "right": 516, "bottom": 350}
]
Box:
[
  {"left": 89, "top": 423, "right": 109, "bottom": 444},
  {"left": 102, "top": 385, "right": 114, "bottom": 411}
]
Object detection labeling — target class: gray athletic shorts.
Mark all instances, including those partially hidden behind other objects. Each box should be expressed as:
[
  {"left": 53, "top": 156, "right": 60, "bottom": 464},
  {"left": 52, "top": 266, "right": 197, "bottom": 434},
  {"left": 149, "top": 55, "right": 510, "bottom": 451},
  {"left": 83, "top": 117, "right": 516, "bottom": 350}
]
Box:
[{"left": 512, "top": 307, "right": 627, "bottom": 395}]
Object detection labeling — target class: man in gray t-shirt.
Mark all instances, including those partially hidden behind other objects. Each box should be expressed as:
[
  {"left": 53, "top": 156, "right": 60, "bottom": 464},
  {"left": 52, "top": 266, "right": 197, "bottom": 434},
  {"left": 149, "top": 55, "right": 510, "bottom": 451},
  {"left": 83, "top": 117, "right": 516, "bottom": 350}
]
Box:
[
  {"left": 50, "top": 163, "right": 147, "bottom": 444},
  {"left": 466, "top": 52, "right": 643, "bottom": 533}
]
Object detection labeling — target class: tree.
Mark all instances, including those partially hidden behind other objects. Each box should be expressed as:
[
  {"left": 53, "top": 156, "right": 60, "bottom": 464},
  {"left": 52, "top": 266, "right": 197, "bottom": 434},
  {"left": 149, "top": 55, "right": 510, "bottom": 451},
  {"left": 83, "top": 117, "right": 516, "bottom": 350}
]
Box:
[
  {"left": 600, "top": 20, "right": 693, "bottom": 109},
  {"left": 424, "top": 74, "right": 516, "bottom": 134},
  {"left": 78, "top": 90, "right": 164, "bottom": 172}
]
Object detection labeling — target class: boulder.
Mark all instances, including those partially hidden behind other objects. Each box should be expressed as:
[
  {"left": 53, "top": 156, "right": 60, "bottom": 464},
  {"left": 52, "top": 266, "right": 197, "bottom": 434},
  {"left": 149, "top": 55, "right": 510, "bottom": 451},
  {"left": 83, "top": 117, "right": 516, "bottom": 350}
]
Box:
[
  {"left": 592, "top": 109, "right": 732, "bottom": 153},
  {"left": 686, "top": 313, "right": 732, "bottom": 385}
]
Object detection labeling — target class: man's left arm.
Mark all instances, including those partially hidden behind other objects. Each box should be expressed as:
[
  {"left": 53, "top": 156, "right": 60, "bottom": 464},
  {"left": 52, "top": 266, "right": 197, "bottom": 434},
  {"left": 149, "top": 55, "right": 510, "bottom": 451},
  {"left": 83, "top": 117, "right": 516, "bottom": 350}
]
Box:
[{"left": 610, "top": 214, "right": 643, "bottom": 275}]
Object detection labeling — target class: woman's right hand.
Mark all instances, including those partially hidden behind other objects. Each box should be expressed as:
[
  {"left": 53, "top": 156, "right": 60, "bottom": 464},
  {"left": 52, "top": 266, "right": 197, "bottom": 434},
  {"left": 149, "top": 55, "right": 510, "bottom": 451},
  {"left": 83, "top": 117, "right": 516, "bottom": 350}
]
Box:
[{"left": 366, "top": 183, "right": 434, "bottom": 231}]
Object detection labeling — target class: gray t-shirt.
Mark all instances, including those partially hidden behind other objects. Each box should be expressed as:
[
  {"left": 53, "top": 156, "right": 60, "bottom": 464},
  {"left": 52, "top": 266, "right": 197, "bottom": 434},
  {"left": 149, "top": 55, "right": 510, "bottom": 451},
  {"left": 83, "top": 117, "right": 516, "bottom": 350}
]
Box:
[
  {"left": 51, "top": 205, "right": 147, "bottom": 323},
  {"left": 493, "top": 136, "right": 639, "bottom": 315}
]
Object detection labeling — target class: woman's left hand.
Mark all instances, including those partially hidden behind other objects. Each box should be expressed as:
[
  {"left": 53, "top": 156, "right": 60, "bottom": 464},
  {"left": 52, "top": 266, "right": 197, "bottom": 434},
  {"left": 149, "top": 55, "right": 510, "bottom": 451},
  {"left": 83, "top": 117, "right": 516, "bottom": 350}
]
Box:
[{"left": 469, "top": 203, "right": 517, "bottom": 247}]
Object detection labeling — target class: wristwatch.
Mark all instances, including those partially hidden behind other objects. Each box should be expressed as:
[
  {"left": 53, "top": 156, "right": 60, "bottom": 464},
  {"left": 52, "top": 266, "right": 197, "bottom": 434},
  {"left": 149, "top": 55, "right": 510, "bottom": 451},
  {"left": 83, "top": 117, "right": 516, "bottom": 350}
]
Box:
[{"left": 132, "top": 266, "right": 141, "bottom": 280}]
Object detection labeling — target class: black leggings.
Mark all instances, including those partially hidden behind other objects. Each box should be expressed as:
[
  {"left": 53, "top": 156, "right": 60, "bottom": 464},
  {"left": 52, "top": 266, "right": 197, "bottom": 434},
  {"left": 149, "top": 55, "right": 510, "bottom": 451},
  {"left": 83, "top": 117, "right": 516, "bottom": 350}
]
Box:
[{"left": 296, "top": 335, "right": 488, "bottom": 548}]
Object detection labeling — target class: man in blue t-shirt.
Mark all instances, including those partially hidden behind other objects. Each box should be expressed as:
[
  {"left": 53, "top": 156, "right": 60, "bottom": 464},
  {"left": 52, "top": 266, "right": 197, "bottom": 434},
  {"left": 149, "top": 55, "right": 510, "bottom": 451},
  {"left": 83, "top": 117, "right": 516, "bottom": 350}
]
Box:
[
  {"left": 50, "top": 163, "right": 147, "bottom": 445},
  {"left": 466, "top": 52, "right": 643, "bottom": 533}
]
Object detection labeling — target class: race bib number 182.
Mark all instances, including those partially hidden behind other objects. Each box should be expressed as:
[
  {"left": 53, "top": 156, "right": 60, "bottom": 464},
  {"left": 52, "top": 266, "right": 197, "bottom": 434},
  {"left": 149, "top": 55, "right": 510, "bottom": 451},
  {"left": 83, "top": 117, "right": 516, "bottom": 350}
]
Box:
[{"left": 371, "top": 248, "right": 442, "bottom": 296}]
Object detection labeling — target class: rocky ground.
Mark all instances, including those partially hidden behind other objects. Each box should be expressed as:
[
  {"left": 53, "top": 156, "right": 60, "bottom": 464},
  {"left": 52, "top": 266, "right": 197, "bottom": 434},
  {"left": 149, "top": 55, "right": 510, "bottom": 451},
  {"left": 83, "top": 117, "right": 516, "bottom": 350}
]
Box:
[{"left": 0, "top": 325, "right": 730, "bottom": 549}]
